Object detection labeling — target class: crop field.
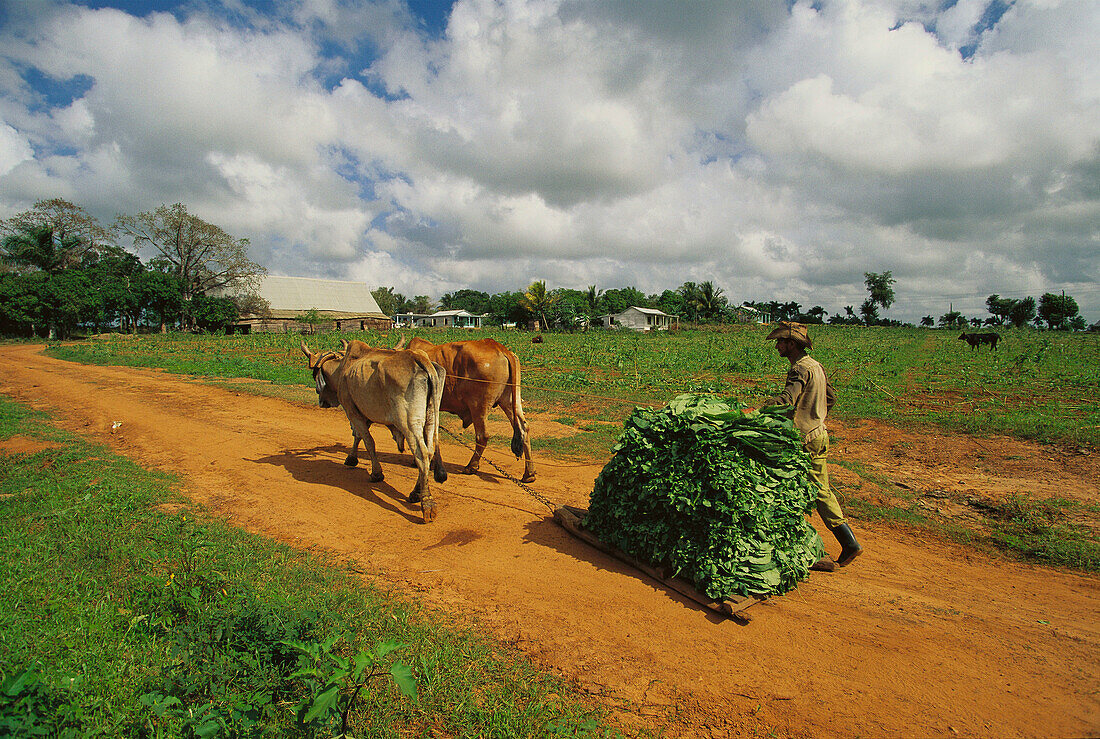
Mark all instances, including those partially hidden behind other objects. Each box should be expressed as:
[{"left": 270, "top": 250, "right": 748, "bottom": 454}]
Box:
[
  {"left": 49, "top": 324, "right": 1100, "bottom": 451},
  {"left": 6, "top": 332, "right": 1100, "bottom": 738}
]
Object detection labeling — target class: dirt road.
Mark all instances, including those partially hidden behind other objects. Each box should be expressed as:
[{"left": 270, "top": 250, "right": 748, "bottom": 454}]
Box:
[{"left": 1, "top": 343, "right": 1097, "bottom": 738}]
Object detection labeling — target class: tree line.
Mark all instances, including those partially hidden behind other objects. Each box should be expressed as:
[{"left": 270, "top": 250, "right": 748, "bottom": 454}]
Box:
[
  {"left": 1, "top": 199, "right": 265, "bottom": 338},
  {"left": 375, "top": 271, "right": 1088, "bottom": 331},
  {"left": 1, "top": 199, "right": 1088, "bottom": 337}
]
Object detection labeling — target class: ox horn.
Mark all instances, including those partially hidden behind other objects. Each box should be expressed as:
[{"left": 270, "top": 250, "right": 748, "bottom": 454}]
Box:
[
  {"left": 393, "top": 333, "right": 407, "bottom": 350},
  {"left": 301, "top": 341, "right": 313, "bottom": 358},
  {"left": 340, "top": 339, "right": 350, "bottom": 351}
]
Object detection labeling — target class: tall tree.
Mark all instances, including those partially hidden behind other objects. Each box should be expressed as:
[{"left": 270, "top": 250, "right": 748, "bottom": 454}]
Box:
[
  {"left": 864, "top": 271, "right": 897, "bottom": 314},
  {"left": 1037, "top": 292, "right": 1079, "bottom": 329},
  {"left": 115, "top": 203, "right": 264, "bottom": 328},
  {"left": 446, "top": 289, "right": 491, "bottom": 314},
  {"left": 520, "top": 280, "right": 557, "bottom": 330},
  {"left": 411, "top": 295, "right": 434, "bottom": 313},
  {"left": 676, "top": 282, "right": 701, "bottom": 321},
  {"left": 137, "top": 268, "right": 184, "bottom": 333},
  {"left": 1008, "top": 296, "right": 1036, "bottom": 328},
  {"left": 601, "top": 286, "right": 647, "bottom": 316},
  {"left": 1, "top": 225, "right": 72, "bottom": 274},
  {"left": 694, "top": 281, "right": 728, "bottom": 321},
  {"left": 1, "top": 198, "right": 111, "bottom": 270},
  {"left": 859, "top": 298, "right": 880, "bottom": 326},
  {"left": 585, "top": 285, "right": 603, "bottom": 317},
  {"left": 1, "top": 224, "right": 92, "bottom": 338},
  {"left": 805, "top": 306, "right": 827, "bottom": 324},
  {"left": 371, "top": 286, "right": 410, "bottom": 316}
]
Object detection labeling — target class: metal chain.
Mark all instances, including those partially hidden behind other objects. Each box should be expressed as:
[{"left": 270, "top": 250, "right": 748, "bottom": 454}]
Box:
[{"left": 438, "top": 425, "right": 558, "bottom": 512}]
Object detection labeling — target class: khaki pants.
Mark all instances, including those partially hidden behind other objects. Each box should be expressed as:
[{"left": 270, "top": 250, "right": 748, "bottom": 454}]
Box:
[{"left": 805, "top": 432, "right": 846, "bottom": 530}]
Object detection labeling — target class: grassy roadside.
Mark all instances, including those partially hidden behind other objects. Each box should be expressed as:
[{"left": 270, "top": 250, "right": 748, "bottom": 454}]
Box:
[
  {"left": 0, "top": 397, "right": 623, "bottom": 738},
  {"left": 829, "top": 460, "right": 1100, "bottom": 572}
]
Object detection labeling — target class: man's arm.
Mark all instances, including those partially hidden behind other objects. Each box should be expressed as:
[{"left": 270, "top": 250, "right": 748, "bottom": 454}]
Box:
[{"left": 763, "top": 364, "right": 808, "bottom": 408}]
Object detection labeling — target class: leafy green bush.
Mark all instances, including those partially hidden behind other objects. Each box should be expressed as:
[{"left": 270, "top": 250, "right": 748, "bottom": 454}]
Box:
[{"left": 584, "top": 394, "right": 824, "bottom": 599}]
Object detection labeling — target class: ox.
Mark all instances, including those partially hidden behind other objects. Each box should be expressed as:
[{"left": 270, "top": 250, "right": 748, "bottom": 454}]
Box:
[
  {"left": 396, "top": 336, "right": 536, "bottom": 482},
  {"left": 302, "top": 340, "right": 447, "bottom": 522},
  {"left": 958, "top": 332, "right": 1000, "bottom": 351}
]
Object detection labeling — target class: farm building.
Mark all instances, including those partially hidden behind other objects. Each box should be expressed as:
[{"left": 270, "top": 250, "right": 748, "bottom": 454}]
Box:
[
  {"left": 601, "top": 306, "right": 678, "bottom": 331},
  {"left": 736, "top": 305, "right": 772, "bottom": 323},
  {"left": 416, "top": 309, "right": 487, "bottom": 328},
  {"left": 231, "top": 276, "right": 392, "bottom": 334},
  {"left": 393, "top": 312, "right": 432, "bottom": 328}
]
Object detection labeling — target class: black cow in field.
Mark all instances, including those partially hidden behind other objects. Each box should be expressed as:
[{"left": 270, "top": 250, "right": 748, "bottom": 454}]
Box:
[{"left": 958, "top": 332, "right": 1000, "bottom": 350}]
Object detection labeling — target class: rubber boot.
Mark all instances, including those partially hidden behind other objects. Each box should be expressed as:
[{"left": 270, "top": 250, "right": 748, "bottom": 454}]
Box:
[{"left": 831, "top": 524, "right": 863, "bottom": 566}]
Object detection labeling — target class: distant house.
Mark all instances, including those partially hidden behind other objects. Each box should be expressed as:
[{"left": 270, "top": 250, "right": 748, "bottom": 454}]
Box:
[
  {"left": 417, "top": 309, "right": 486, "bottom": 328},
  {"left": 393, "top": 312, "right": 432, "bottom": 328},
  {"left": 231, "top": 276, "right": 392, "bottom": 334},
  {"left": 601, "top": 306, "right": 678, "bottom": 331},
  {"left": 736, "top": 305, "right": 772, "bottom": 324}
]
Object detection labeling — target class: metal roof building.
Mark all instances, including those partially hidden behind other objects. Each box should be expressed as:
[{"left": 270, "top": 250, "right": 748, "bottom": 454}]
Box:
[{"left": 233, "top": 275, "right": 391, "bottom": 334}]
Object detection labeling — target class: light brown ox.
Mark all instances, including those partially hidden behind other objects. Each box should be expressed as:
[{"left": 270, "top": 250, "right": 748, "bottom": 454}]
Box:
[
  {"left": 302, "top": 340, "right": 447, "bottom": 522},
  {"left": 395, "top": 336, "right": 535, "bottom": 482}
]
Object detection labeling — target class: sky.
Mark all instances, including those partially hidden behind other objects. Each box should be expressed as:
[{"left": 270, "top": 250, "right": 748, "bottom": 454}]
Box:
[{"left": 0, "top": 0, "right": 1097, "bottom": 324}]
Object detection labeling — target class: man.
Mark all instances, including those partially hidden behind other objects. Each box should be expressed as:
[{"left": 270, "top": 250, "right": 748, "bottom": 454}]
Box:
[{"left": 762, "top": 321, "right": 862, "bottom": 567}]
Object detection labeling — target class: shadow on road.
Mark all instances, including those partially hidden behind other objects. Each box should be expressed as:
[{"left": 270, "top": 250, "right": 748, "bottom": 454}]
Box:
[
  {"left": 520, "top": 514, "right": 731, "bottom": 625},
  {"left": 250, "top": 444, "right": 426, "bottom": 523}
]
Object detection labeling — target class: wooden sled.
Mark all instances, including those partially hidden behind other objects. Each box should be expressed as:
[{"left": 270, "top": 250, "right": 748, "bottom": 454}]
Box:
[{"left": 552, "top": 505, "right": 767, "bottom": 624}]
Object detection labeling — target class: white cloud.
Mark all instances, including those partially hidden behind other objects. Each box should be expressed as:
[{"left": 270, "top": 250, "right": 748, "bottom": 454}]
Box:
[
  {"left": 0, "top": 0, "right": 1097, "bottom": 322},
  {"left": 0, "top": 122, "right": 34, "bottom": 177}
]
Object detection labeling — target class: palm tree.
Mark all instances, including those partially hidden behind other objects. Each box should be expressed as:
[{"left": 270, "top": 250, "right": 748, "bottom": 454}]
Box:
[
  {"left": 521, "top": 280, "right": 557, "bottom": 331},
  {"left": 2, "top": 225, "right": 87, "bottom": 339},
  {"left": 1, "top": 225, "right": 72, "bottom": 274},
  {"left": 677, "top": 282, "right": 701, "bottom": 321},
  {"left": 585, "top": 285, "right": 603, "bottom": 317}
]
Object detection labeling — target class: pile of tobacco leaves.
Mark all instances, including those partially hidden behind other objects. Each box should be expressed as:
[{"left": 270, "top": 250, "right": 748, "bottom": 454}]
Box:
[{"left": 584, "top": 394, "right": 825, "bottom": 599}]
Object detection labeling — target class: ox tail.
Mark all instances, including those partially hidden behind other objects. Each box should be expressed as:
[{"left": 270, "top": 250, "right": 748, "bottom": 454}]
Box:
[
  {"left": 505, "top": 347, "right": 527, "bottom": 459},
  {"left": 409, "top": 349, "right": 448, "bottom": 484}
]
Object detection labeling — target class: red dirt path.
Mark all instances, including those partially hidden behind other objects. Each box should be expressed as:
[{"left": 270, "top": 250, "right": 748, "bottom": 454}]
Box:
[{"left": 1, "top": 344, "right": 1097, "bottom": 738}]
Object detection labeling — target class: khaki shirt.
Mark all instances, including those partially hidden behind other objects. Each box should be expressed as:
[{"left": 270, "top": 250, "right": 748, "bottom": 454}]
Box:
[{"left": 763, "top": 355, "right": 836, "bottom": 442}]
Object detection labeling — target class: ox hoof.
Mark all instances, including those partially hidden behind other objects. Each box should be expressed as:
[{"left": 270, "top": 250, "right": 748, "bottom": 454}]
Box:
[
  {"left": 521, "top": 473, "right": 537, "bottom": 483},
  {"left": 460, "top": 465, "right": 479, "bottom": 475},
  {"left": 433, "top": 466, "right": 448, "bottom": 484},
  {"left": 421, "top": 500, "right": 437, "bottom": 523},
  {"left": 344, "top": 455, "right": 359, "bottom": 467},
  {"left": 369, "top": 472, "right": 384, "bottom": 483},
  {"left": 408, "top": 488, "right": 422, "bottom": 504}
]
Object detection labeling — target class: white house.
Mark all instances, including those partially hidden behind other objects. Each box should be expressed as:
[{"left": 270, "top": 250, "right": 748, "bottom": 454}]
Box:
[
  {"left": 417, "top": 309, "right": 486, "bottom": 328},
  {"left": 393, "top": 312, "right": 432, "bottom": 328},
  {"left": 737, "top": 304, "right": 772, "bottom": 324},
  {"left": 601, "top": 306, "right": 678, "bottom": 331},
  {"left": 230, "top": 275, "right": 392, "bottom": 334}
]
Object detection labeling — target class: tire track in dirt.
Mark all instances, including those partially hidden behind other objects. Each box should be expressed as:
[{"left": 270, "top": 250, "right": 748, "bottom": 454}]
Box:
[{"left": 1, "top": 344, "right": 1097, "bottom": 738}]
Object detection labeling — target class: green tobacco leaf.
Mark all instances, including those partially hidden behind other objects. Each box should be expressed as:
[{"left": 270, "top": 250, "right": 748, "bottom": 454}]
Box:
[{"left": 586, "top": 393, "right": 824, "bottom": 600}]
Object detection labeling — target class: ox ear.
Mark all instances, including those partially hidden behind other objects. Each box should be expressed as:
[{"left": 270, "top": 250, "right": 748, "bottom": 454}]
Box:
[{"left": 393, "top": 334, "right": 407, "bottom": 350}]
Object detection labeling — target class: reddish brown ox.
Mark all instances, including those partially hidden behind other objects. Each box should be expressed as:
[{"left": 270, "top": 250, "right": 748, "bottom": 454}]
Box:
[
  {"left": 302, "top": 340, "right": 447, "bottom": 522},
  {"left": 396, "top": 336, "right": 535, "bottom": 482}
]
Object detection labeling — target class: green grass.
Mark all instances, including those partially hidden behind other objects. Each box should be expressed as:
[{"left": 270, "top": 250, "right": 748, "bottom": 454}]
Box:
[
  {"left": 46, "top": 325, "right": 1100, "bottom": 450},
  {"left": 0, "top": 397, "right": 623, "bottom": 738}
]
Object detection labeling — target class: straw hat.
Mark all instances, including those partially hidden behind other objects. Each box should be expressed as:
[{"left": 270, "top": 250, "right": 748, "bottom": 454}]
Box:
[{"left": 764, "top": 321, "right": 813, "bottom": 349}]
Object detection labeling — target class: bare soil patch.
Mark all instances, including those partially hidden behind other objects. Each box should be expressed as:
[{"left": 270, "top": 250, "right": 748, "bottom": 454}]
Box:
[
  {"left": 0, "top": 343, "right": 1096, "bottom": 738},
  {"left": 0, "top": 435, "right": 63, "bottom": 456}
]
